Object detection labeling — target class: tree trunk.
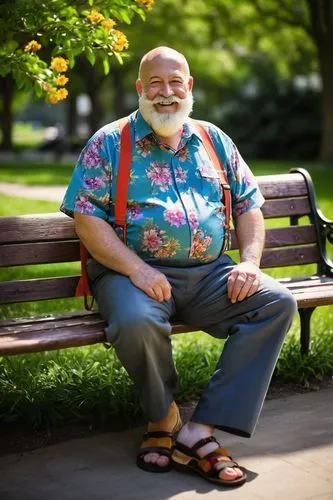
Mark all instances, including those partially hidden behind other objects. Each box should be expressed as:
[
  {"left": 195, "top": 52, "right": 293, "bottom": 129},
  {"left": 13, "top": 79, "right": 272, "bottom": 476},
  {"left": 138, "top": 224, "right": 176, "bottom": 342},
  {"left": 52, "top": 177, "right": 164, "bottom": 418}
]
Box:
[
  {"left": 75, "top": 57, "right": 105, "bottom": 136},
  {"left": 0, "top": 75, "right": 15, "bottom": 150},
  {"left": 86, "top": 82, "right": 103, "bottom": 135},
  {"left": 112, "top": 66, "right": 127, "bottom": 117},
  {"left": 66, "top": 94, "right": 77, "bottom": 137},
  {"left": 317, "top": 40, "right": 333, "bottom": 163},
  {"left": 306, "top": 0, "right": 333, "bottom": 162}
]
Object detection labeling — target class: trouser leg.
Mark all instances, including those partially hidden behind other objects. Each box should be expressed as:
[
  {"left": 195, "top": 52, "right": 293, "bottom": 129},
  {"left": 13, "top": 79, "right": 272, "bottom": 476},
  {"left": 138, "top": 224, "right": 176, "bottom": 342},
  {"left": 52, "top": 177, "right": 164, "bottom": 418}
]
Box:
[
  {"left": 88, "top": 260, "right": 178, "bottom": 422},
  {"left": 179, "top": 255, "right": 297, "bottom": 437}
]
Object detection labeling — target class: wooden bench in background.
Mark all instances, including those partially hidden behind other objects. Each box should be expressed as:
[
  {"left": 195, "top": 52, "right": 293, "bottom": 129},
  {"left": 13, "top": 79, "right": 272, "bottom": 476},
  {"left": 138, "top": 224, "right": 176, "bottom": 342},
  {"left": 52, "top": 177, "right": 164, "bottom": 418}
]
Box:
[{"left": 1, "top": 168, "right": 333, "bottom": 356}]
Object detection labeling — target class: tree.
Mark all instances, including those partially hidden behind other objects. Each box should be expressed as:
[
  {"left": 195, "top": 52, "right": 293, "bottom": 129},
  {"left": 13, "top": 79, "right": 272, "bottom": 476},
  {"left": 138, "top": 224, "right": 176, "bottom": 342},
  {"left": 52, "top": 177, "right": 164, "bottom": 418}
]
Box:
[
  {"left": 0, "top": 0, "right": 154, "bottom": 149},
  {"left": 246, "top": 0, "right": 333, "bottom": 162}
]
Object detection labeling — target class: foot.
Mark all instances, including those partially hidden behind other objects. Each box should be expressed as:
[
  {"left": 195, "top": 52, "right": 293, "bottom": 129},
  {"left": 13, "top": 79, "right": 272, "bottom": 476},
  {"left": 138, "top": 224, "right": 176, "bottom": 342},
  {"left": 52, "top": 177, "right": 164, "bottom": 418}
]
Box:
[
  {"left": 176, "top": 422, "right": 244, "bottom": 482},
  {"left": 141, "top": 401, "right": 181, "bottom": 470}
]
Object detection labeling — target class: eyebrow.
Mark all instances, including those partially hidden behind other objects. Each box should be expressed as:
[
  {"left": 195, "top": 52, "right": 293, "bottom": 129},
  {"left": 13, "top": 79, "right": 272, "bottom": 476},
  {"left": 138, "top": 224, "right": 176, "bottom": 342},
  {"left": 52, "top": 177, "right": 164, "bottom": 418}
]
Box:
[{"left": 148, "top": 74, "right": 184, "bottom": 82}]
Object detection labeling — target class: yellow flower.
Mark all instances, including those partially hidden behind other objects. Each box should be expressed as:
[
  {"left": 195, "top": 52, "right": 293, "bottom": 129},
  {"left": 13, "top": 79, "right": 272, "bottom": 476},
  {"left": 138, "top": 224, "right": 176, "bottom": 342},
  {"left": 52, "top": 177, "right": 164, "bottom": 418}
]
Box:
[
  {"left": 56, "top": 75, "right": 69, "bottom": 86},
  {"left": 51, "top": 57, "right": 68, "bottom": 73},
  {"left": 57, "top": 88, "right": 68, "bottom": 100},
  {"left": 101, "top": 18, "right": 116, "bottom": 31},
  {"left": 48, "top": 93, "right": 60, "bottom": 104},
  {"left": 42, "top": 82, "right": 55, "bottom": 92},
  {"left": 87, "top": 9, "right": 104, "bottom": 24},
  {"left": 24, "top": 40, "right": 42, "bottom": 53},
  {"left": 135, "top": 0, "right": 154, "bottom": 11},
  {"left": 112, "top": 30, "right": 129, "bottom": 52}
]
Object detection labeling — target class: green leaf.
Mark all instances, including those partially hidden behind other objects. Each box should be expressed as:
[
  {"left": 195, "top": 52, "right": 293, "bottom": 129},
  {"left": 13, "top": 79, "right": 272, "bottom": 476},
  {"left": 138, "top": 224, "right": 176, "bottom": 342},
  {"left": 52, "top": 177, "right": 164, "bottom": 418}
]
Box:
[
  {"left": 102, "top": 56, "right": 110, "bottom": 75},
  {"left": 117, "top": 9, "right": 132, "bottom": 25},
  {"left": 34, "top": 81, "right": 43, "bottom": 98},
  {"left": 113, "top": 51, "right": 123, "bottom": 65},
  {"left": 5, "top": 40, "right": 19, "bottom": 53},
  {"left": 86, "top": 48, "right": 96, "bottom": 66}
]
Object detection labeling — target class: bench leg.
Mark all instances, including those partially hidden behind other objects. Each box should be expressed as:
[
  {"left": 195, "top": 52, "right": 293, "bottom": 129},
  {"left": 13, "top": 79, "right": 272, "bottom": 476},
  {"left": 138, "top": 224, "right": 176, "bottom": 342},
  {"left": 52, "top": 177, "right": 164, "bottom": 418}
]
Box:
[{"left": 299, "top": 307, "right": 315, "bottom": 355}]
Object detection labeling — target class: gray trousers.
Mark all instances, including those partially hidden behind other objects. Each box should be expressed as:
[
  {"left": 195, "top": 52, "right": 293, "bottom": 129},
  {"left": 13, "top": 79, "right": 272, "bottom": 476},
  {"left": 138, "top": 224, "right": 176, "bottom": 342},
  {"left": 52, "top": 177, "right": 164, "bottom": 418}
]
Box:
[{"left": 88, "top": 254, "right": 297, "bottom": 437}]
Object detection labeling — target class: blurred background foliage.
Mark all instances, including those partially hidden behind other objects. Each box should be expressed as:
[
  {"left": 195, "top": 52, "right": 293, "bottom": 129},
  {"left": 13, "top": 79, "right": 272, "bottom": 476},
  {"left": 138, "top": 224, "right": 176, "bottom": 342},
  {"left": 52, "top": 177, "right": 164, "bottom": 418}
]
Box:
[{"left": 1, "top": 0, "right": 332, "bottom": 162}]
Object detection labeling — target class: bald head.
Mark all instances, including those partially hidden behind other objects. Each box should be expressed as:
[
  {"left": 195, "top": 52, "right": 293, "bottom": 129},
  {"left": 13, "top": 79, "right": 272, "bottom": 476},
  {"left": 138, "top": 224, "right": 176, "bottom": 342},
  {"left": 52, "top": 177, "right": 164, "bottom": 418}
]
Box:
[{"left": 138, "top": 46, "right": 190, "bottom": 80}]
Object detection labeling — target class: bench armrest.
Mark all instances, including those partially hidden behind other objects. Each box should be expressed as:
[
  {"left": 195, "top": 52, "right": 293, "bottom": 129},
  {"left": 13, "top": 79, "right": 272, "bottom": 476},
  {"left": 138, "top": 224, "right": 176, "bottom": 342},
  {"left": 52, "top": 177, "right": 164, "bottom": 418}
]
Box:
[{"left": 290, "top": 168, "right": 333, "bottom": 277}]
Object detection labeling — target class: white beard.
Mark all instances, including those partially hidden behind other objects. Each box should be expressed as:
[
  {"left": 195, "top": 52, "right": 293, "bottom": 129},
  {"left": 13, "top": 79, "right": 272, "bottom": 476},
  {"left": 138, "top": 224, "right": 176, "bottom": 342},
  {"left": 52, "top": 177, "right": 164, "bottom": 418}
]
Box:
[{"left": 139, "top": 92, "right": 194, "bottom": 137}]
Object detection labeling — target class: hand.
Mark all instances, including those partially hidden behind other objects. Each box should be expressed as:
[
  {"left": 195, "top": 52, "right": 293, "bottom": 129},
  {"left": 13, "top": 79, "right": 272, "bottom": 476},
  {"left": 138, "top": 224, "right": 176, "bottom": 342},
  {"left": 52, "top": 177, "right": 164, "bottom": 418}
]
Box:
[
  {"left": 227, "top": 261, "right": 261, "bottom": 303},
  {"left": 129, "top": 264, "right": 172, "bottom": 302}
]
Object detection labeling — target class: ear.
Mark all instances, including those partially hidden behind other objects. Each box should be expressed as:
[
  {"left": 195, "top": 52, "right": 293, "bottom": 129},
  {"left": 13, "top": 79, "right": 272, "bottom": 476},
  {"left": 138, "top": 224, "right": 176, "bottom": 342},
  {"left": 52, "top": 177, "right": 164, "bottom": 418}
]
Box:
[
  {"left": 136, "top": 79, "right": 143, "bottom": 96},
  {"left": 188, "top": 76, "right": 194, "bottom": 92}
]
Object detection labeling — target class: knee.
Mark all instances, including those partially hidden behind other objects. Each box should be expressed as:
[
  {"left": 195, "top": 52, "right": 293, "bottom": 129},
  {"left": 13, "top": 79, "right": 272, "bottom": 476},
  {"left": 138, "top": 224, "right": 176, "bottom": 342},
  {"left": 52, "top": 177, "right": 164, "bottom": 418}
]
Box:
[
  {"left": 105, "top": 307, "right": 170, "bottom": 345},
  {"left": 267, "top": 284, "right": 297, "bottom": 323},
  {"left": 276, "top": 286, "right": 297, "bottom": 315}
]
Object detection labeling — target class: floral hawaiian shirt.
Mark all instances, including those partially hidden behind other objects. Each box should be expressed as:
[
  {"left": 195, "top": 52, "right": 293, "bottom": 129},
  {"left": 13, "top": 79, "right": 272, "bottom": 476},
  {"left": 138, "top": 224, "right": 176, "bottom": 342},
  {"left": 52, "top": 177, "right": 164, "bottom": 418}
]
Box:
[{"left": 61, "top": 110, "right": 264, "bottom": 266}]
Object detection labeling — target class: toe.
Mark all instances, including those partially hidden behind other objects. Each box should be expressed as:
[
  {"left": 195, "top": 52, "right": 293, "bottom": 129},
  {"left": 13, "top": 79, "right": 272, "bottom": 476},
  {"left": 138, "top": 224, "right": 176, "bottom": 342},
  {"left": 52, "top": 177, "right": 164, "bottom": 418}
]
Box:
[
  {"left": 156, "top": 455, "right": 170, "bottom": 467},
  {"left": 143, "top": 452, "right": 159, "bottom": 464},
  {"left": 219, "top": 466, "right": 243, "bottom": 481}
]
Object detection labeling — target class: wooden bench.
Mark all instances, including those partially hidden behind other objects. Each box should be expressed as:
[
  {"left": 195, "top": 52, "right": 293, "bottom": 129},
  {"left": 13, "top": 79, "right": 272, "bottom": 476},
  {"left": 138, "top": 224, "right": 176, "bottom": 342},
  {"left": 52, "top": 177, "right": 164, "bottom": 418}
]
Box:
[{"left": 1, "top": 168, "right": 332, "bottom": 356}]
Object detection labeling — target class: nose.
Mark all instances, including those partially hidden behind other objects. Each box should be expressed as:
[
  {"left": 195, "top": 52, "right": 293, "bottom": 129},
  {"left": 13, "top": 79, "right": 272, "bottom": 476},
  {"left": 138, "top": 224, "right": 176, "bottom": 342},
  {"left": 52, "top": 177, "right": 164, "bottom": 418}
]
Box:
[{"left": 159, "top": 81, "right": 173, "bottom": 97}]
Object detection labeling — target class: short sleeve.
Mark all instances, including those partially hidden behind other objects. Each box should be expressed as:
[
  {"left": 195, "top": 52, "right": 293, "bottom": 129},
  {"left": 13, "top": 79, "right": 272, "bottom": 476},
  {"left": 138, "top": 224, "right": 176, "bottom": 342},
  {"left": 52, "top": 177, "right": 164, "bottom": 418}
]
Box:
[
  {"left": 206, "top": 125, "right": 265, "bottom": 220},
  {"left": 60, "top": 131, "right": 112, "bottom": 220},
  {"left": 227, "top": 142, "right": 265, "bottom": 219}
]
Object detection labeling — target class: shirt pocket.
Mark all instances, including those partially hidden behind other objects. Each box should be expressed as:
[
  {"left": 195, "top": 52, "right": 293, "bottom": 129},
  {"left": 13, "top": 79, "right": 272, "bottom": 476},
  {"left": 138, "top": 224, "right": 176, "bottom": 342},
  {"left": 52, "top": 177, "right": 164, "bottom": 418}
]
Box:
[{"left": 198, "top": 165, "right": 223, "bottom": 203}]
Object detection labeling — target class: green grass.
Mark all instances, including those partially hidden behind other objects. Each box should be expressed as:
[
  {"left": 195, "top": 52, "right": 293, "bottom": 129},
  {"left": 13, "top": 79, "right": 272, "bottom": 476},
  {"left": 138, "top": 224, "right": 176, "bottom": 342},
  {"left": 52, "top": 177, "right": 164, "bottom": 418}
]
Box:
[
  {"left": 0, "top": 164, "right": 74, "bottom": 186},
  {"left": 0, "top": 161, "right": 332, "bottom": 431},
  {"left": 0, "top": 194, "right": 59, "bottom": 216},
  {"left": 12, "top": 122, "right": 45, "bottom": 148}
]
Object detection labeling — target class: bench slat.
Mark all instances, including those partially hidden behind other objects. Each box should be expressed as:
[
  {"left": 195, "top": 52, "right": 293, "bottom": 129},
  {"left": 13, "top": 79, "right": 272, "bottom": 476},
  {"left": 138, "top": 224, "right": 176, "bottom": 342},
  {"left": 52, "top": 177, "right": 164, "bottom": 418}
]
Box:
[
  {"left": 0, "top": 213, "right": 76, "bottom": 244},
  {"left": 0, "top": 243, "right": 322, "bottom": 304},
  {"left": 0, "top": 313, "right": 193, "bottom": 355},
  {"left": 256, "top": 173, "right": 308, "bottom": 198},
  {"left": 264, "top": 225, "right": 317, "bottom": 248},
  {"left": 0, "top": 241, "right": 80, "bottom": 267},
  {"left": 290, "top": 288, "right": 333, "bottom": 308},
  {"left": 261, "top": 198, "right": 311, "bottom": 218},
  {"left": 1, "top": 276, "right": 332, "bottom": 355},
  {"left": 0, "top": 225, "right": 318, "bottom": 267},
  {"left": 0, "top": 174, "right": 309, "bottom": 245},
  {"left": 0, "top": 276, "right": 79, "bottom": 304},
  {"left": 260, "top": 245, "right": 320, "bottom": 268}
]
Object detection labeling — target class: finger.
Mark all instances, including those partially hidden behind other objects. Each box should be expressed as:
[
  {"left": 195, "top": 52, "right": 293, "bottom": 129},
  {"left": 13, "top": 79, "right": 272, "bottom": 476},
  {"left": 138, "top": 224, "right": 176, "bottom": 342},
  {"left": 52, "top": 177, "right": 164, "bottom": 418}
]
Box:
[
  {"left": 227, "top": 273, "right": 237, "bottom": 299},
  {"left": 161, "top": 282, "right": 172, "bottom": 301},
  {"left": 229, "top": 274, "right": 247, "bottom": 303},
  {"left": 237, "top": 279, "right": 255, "bottom": 302},
  {"left": 152, "top": 285, "right": 165, "bottom": 302},
  {"left": 246, "top": 279, "right": 260, "bottom": 297}
]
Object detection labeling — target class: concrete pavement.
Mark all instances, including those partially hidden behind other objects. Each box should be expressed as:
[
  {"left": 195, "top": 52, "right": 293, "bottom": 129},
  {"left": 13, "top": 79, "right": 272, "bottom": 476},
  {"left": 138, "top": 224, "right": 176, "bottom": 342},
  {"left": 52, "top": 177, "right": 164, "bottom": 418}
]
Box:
[
  {"left": 1, "top": 387, "right": 333, "bottom": 500},
  {"left": 0, "top": 182, "right": 66, "bottom": 202}
]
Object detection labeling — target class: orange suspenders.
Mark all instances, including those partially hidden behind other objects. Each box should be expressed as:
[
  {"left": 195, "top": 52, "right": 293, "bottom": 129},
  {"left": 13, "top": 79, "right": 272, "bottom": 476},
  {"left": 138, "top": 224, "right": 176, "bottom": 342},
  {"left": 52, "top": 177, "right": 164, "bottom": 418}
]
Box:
[{"left": 75, "top": 117, "right": 231, "bottom": 310}]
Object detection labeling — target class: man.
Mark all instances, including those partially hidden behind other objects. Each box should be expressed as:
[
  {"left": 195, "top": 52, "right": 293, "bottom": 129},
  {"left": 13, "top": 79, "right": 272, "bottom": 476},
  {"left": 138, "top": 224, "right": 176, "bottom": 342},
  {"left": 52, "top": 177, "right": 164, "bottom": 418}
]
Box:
[{"left": 61, "top": 46, "right": 296, "bottom": 487}]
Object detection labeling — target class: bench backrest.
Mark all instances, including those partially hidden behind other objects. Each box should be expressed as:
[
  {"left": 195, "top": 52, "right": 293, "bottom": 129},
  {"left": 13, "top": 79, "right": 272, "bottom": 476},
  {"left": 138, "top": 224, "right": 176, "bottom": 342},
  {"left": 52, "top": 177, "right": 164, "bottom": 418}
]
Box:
[{"left": 0, "top": 169, "right": 324, "bottom": 305}]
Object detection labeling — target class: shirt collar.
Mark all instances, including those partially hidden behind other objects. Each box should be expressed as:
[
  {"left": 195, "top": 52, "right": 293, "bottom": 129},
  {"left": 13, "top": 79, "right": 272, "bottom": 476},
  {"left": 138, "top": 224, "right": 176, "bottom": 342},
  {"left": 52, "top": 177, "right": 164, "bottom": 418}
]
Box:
[{"left": 133, "top": 110, "right": 202, "bottom": 145}]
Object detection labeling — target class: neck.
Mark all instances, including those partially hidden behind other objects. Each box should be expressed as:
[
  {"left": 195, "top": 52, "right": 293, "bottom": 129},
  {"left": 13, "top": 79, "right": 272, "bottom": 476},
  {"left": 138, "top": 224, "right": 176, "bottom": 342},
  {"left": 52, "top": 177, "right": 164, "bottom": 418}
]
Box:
[{"left": 156, "top": 127, "right": 183, "bottom": 150}]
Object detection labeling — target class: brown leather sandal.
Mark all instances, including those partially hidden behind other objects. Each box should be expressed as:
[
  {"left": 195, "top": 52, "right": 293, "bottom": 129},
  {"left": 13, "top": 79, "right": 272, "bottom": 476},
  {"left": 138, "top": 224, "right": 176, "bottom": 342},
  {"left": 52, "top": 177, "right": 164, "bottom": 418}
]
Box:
[
  {"left": 136, "top": 417, "right": 182, "bottom": 473},
  {"left": 171, "top": 436, "right": 247, "bottom": 487}
]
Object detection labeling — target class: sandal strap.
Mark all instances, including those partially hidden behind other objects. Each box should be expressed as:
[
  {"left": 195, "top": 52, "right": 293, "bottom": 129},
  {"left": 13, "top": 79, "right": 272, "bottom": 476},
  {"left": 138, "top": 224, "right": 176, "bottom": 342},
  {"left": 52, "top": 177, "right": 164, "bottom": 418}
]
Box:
[
  {"left": 143, "top": 430, "right": 174, "bottom": 440},
  {"left": 138, "top": 446, "right": 172, "bottom": 458},
  {"left": 174, "top": 436, "right": 220, "bottom": 459},
  {"left": 213, "top": 460, "right": 239, "bottom": 471},
  {"left": 192, "top": 436, "right": 219, "bottom": 453}
]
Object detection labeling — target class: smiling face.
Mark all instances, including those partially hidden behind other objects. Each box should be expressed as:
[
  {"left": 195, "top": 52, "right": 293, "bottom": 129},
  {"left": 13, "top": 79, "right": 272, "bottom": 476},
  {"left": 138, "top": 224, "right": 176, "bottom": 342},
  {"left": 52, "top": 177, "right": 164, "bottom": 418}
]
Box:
[{"left": 136, "top": 47, "right": 194, "bottom": 138}]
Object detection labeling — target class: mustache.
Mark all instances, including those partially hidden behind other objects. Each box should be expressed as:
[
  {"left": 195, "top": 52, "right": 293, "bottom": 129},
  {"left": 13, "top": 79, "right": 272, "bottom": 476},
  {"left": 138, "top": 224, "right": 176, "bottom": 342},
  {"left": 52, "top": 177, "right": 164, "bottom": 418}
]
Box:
[{"left": 150, "top": 95, "right": 182, "bottom": 105}]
